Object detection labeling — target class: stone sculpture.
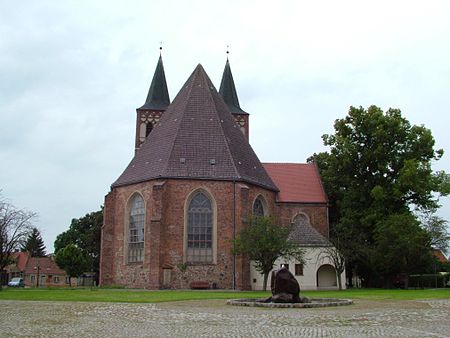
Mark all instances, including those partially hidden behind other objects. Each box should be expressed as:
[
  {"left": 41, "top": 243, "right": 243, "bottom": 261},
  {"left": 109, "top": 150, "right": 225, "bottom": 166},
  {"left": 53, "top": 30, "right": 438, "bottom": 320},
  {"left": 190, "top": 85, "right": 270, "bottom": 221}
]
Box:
[{"left": 266, "top": 266, "right": 310, "bottom": 303}]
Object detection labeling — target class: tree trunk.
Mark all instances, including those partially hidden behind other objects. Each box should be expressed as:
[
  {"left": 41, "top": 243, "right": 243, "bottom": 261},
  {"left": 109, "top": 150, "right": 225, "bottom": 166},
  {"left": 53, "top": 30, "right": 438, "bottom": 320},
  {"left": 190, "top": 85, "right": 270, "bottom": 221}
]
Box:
[
  {"left": 337, "top": 270, "right": 343, "bottom": 290},
  {"left": 263, "top": 273, "right": 269, "bottom": 291},
  {"left": 347, "top": 264, "right": 353, "bottom": 288}
]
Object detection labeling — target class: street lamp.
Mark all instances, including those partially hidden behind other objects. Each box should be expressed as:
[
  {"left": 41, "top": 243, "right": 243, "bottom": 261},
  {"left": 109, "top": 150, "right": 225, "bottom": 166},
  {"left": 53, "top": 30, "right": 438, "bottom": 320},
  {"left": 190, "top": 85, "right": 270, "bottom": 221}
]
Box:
[{"left": 34, "top": 265, "right": 40, "bottom": 288}]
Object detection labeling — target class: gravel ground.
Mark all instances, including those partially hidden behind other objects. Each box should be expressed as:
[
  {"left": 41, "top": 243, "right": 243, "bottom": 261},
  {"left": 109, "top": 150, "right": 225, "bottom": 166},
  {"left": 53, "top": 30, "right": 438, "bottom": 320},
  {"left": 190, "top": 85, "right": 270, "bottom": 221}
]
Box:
[{"left": 1, "top": 298, "right": 450, "bottom": 337}]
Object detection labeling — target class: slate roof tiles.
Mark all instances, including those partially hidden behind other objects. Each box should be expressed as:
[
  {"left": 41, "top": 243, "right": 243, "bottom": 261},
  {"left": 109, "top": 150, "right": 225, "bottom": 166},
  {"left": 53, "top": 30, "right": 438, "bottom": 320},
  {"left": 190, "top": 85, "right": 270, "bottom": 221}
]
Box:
[
  {"left": 289, "top": 216, "right": 331, "bottom": 247},
  {"left": 219, "top": 59, "right": 248, "bottom": 115},
  {"left": 113, "top": 64, "right": 278, "bottom": 191},
  {"left": 138, "top": 55, "right": 170, "bottom": 110}
]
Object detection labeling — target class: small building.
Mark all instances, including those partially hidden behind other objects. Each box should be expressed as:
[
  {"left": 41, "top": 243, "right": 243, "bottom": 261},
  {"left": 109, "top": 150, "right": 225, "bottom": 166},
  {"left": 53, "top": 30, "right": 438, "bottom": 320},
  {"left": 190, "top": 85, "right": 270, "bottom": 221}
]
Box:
[
  {"left": 24, "top": 256, "right": 68, "bottom": 287},
  {"left": 2, "top": 253, "right": 93, "bottom": 287},
  {"left": 250, "top": 164, "right": 345, "bottom": 290},
  {"left": 433, "top": 249, "right": 448, "bottom": 264},
  {"left": 1, "top": 252, "right": 29, "bottom": 285}
]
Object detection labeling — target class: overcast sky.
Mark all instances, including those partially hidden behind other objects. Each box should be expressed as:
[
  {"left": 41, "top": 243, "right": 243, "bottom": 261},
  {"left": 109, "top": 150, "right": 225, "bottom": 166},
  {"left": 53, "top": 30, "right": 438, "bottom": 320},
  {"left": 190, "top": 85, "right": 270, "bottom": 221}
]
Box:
[{"left": 1, "top": 0, "right": 449, "bottom": 253}]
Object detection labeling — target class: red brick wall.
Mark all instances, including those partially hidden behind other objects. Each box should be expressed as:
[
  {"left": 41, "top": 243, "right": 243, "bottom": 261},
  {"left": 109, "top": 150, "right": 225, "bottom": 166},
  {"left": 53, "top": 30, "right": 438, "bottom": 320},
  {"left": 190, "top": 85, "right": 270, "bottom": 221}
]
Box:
[
  {"left": 100, "top": 179, "right": 278, "bottom": 289},
  {"left": 275, "top": 203, "right": 329, "bottom": 238},
  {"left": 99, "top": 178, "right": 328, "bottom": 289}
]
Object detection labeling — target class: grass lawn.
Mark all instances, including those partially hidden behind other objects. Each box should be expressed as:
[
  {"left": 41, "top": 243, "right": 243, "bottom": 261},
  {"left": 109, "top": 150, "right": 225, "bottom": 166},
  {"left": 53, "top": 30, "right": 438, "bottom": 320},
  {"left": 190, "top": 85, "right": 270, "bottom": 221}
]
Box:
[{"left": 0, "top": 287, "right": 449, "bottom": 303}]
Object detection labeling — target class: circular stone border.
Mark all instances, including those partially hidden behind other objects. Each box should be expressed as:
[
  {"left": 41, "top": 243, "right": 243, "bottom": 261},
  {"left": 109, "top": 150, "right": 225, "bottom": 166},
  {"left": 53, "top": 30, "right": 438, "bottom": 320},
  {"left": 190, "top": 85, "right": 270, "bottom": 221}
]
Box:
[{"left": 226, "top": 298, "right": 353, "bottom": 308}]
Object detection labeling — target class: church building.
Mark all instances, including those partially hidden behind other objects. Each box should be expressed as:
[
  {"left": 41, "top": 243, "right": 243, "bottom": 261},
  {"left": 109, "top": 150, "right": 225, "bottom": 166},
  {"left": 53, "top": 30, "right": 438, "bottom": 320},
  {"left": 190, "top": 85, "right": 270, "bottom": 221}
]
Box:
[{"left": 100, "top": 54, "right": 343, "bottom": 290}]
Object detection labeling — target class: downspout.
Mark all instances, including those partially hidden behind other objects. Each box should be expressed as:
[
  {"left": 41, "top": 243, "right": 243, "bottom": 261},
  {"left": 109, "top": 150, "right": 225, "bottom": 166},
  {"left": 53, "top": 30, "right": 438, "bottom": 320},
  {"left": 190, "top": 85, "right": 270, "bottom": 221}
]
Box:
[
  {"left": 233, "top": 180, "right": 236, "bottom": 290},
  {"left": 326, "top": 205, "right": 330, "bottom": 238}
]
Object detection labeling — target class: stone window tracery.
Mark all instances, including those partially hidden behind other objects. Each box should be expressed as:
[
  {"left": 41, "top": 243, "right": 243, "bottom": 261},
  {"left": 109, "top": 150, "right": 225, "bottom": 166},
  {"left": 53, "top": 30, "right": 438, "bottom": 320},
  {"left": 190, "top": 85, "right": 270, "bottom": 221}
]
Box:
[
  {"left": 128, "top": 194, "right": 145, "bottom": 263},
  {"left": 187, "top": 191, "right": 213, "bottom": 263},
  {"left": 253, "top": 196, "right": 266, "bottom": 217},
  {"left": 293, "top": 213, "right": 309, "bottom": 226},
  {"left": 138, "top": 111, "right": 162, "bottom": 144}
]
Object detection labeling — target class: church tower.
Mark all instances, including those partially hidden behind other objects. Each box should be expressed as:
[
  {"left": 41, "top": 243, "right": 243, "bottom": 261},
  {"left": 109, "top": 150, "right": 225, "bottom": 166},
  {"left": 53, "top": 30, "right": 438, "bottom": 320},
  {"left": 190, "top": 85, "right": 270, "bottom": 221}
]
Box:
[
  {"left": 219, "top": 58, "right": 249, "bottom": 140},
  {"left": 101, "top": 60, "right": 333, "bottom": 291},
  {"left": 135, "top": 53, "right": 170, "bottom": 152}
]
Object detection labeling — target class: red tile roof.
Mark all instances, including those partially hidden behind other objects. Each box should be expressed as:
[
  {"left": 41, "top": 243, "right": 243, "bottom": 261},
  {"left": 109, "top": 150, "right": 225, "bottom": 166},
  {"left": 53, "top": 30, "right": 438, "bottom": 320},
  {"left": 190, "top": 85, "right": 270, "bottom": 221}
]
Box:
[
  {"left": 432, "top": 249, "right": 448, "bottom": 263},
  {"left": 263, "top": 163, "right": 327, "bottom": 203},
  {"left": 25, "top": 257, "right": 66, "bottom": 275},
  {"left": 9, "top": 252, "right": 29, "bottom": 271},
  {"left": 15, "top": 252, "right": 29, "bottom": 271}
]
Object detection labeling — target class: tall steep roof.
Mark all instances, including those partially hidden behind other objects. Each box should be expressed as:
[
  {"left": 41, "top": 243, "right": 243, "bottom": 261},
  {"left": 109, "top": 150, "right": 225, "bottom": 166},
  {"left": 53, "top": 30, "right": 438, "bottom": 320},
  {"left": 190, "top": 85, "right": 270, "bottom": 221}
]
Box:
[
  {"left": 219, "top": 59, "right": 248, "bottom": 115},
  {"left": 139, "top": 55, "right": 170, "bottom": 110},
  {"left": 263, "top": 163, "right": 327, "bottom": 203},
  {"left": 113, "top": 64, "right": 277, "bottom": 191}
]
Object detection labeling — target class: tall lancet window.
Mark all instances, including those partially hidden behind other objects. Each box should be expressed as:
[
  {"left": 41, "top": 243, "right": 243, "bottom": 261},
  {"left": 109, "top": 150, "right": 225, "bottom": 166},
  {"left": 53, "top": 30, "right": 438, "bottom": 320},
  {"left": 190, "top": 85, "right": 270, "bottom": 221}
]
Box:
[
  {"left": 253, "top": 196, "right": 266, "bottom": 217},
  {"left": 128, "top": 194, "right": 145, "bottom": 263},
  {"left": 187, "top": 191, "right": 213, "bottom": 263}
]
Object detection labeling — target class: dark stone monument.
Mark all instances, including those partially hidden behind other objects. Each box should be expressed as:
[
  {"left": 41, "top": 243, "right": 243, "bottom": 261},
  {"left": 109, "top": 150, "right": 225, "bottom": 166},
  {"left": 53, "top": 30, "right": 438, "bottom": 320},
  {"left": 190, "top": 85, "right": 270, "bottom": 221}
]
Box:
[{"left": 266, "top": 266, "right": 310, "bottom": 303}]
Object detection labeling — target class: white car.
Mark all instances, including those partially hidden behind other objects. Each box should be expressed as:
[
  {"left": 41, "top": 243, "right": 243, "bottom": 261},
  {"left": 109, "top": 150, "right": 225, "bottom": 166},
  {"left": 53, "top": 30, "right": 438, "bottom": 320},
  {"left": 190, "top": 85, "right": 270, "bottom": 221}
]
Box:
[{"left": 8, "top": 277, "right": 24, "bottom": 287}]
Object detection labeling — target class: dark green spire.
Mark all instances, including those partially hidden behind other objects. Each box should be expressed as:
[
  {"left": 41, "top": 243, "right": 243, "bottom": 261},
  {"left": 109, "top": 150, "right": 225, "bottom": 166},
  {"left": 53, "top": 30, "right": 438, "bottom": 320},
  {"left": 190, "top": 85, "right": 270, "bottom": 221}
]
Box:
[
  {"left": 219, "top": 59, "right": 247, "bottom": 115},
  {"left": 139, "top": 55, "right": 170, "bottom": 110}
]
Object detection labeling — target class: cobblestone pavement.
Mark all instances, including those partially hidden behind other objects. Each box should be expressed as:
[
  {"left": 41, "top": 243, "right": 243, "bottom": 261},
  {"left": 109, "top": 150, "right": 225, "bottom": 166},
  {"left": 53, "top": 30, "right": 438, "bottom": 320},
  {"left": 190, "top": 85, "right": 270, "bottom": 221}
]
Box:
[{"left": 1, "top": 298, "right": 450, "bottom": 337}]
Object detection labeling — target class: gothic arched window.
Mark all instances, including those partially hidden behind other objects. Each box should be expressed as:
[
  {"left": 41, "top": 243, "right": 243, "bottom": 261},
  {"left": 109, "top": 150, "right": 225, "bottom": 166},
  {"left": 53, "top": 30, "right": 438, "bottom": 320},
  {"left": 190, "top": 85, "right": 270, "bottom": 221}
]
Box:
[
  {"left": 187, "top": 191, "right": 213, "bottom": 263},
  {"left": 128, "top": 194, "right": 145, "bottom": 263},
  {"left": 253, "top": 196, "right": 266, "bottom": 217}
]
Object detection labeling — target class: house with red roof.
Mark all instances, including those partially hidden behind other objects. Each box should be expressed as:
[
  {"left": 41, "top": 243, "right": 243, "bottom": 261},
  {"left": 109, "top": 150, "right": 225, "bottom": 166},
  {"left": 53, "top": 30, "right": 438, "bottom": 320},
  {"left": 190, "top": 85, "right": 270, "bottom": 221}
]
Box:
[
  {"left": 24, "top": 256, "right": 69, "bottom": 287},
  {"left": 433, "top": 249, "right": 449, "bottom": 264},
  {"left": 0, "top": 252, "right": 29, "bottom": 285},
  {"left": 100, "top": 55, "right": 344, "bottom": 290},
  {"left": 2, "top": 253, "right": 69, "bottom": 287}
]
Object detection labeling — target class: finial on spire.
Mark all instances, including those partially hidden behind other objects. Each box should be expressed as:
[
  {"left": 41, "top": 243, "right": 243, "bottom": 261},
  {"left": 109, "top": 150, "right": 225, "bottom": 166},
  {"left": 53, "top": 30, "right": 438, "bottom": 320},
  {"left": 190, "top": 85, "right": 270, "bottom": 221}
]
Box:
[
  {"left": 159, "top": 41, "right": 163, "bottom": 55},
  {"left": 226, "top": 44, "right": 229, "bottom": 57}
]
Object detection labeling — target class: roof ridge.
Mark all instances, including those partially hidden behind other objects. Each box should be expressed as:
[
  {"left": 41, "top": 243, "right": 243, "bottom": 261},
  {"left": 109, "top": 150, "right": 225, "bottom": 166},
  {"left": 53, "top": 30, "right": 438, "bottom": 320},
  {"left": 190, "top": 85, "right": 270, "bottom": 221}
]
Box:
[
  {"left": 159, "top": 66, "right": 199, "bottom": 176},
  {"left": 203, "top": 68, "right": 242, "bottom": 180},
  {"left": 263, "top": 162, "right": 311, "bottom": 165},
  {"left": 113, "top": 64, "right": 278, "bottom": 191}
]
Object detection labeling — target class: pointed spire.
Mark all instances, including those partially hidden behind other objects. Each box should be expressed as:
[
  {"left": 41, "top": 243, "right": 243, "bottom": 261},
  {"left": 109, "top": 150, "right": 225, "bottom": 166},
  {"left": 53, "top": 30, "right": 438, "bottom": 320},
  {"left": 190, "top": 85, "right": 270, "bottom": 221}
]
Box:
[
  {"left": 139, "top": 53, "right": 170, "bottom": 110},
  {"left": 114, "top": 63, "right": 277, "bottom": 192},
  {"left": 219, "top": 58, "right": 247, "bottom": 115}
]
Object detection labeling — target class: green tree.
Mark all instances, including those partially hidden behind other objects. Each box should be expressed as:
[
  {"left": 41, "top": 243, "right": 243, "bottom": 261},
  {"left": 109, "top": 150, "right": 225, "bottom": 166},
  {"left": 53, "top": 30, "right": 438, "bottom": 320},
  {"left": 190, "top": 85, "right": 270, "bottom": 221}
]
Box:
[
  {"left": 372, "top": 213, "right": 433, "bottom": 285},
  {"left": 232, "top": 216, "right": 304, "bottom": 291},
  {"left": 0, "top": 193, "right": 35, "bottom": 290},
  {"left": 309, "top": 106, "right": 450, "bottom": 286},
  {"left": 418, "top": 209, "right": 449, "bottom": 252},
  {"left": 20, "top": 227, "right": 46, "bottom": 257},
  {"left": 54, "top": 209, "right": 102, "bottom": 277},
  {"left": 55, "top": 244, "right": 89, "bottom": 286}
]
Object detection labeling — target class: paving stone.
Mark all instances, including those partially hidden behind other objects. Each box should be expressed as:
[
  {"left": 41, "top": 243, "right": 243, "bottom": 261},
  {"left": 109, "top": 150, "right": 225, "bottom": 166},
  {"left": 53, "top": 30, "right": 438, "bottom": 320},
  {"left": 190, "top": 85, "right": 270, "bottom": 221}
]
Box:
[{"left": 0, "top": 299, "right": 449, "bottom": 337}]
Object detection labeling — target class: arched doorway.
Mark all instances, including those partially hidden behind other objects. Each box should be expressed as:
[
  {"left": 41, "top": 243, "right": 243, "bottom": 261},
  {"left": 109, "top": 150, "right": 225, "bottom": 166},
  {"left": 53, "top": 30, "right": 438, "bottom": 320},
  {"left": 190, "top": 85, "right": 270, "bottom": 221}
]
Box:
[{"left": 317, "top": 264, "right": 337, "bottom": 288}]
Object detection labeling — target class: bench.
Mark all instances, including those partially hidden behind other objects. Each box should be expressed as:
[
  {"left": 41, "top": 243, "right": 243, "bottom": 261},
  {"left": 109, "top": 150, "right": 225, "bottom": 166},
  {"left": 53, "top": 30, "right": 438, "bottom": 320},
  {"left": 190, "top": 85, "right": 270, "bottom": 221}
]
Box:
[{"left": 190, "top": 281, "right": 210, "bottom": 289}]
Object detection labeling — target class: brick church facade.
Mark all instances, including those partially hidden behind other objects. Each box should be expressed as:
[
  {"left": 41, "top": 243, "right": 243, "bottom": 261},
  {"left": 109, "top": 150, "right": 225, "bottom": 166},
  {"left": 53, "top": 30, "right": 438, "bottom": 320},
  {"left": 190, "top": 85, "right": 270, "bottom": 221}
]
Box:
[{"left": 100, "top": 55, "right": 338, "bottom": 290}]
